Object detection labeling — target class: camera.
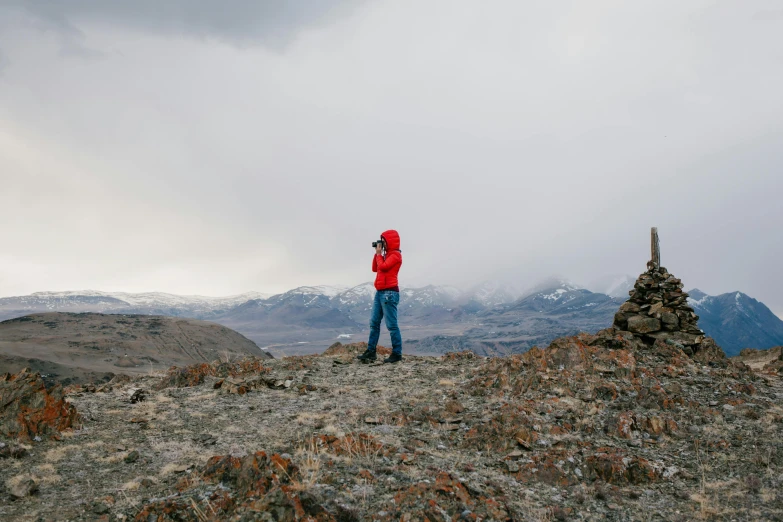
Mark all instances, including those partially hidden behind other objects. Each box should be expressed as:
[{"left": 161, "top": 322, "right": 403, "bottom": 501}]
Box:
[{"left": 372, "top": 238, "right": 385, "bottom": 248}]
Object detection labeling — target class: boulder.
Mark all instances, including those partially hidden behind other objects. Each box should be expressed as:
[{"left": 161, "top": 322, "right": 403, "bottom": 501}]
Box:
[
  {"left": 9, "top": 478, "right": 38, "bottom": 499},
  {"left": 627, "top": 316, "right": 661, "bottom": 334},
  {"left": 645, "top": 331, "right": 703, "bottom": 346},
  {"left": 619, "top": 302, "right": 641, "bottom": 314},
  {"left": 661, "top": 312, "right": 679, "bottom": 330},
  {"left": 0, "top": 369, "right": 80, "bottom": 441}
]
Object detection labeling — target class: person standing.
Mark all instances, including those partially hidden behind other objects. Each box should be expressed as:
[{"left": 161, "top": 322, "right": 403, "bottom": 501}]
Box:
[{"left": 358, "top": 229, "right": 403, "bottom": 364}]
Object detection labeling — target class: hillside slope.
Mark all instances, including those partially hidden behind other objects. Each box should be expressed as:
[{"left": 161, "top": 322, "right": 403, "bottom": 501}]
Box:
[{"left": 0, "top": 313, "right": 271, "bottom": 385}]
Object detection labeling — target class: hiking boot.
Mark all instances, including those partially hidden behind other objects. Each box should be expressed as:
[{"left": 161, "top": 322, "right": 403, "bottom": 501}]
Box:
[
  {"left": 383, "top": 353, "right": 402, "bottom": 364},
  {"left": 357, "top": 350, "right": 377, "bottom": 363}
]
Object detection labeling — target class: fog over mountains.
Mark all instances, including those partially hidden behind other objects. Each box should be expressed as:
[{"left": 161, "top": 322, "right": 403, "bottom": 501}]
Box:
[{"left": 1, "top": 277, "right": 781, "bottom": 357}]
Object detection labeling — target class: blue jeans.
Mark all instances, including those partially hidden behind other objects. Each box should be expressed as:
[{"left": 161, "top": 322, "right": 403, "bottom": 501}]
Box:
[{"left": 367, "top": 290, "right": 402, "bottom": 356}]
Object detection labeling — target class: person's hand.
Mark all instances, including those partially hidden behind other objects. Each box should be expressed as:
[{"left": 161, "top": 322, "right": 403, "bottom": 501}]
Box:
[{"left": 375, "top": 244, "right": 383, "bottom": 255}]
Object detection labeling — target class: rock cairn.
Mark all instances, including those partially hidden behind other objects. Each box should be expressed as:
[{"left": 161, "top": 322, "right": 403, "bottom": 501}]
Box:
[
  {"left": 612, "top": 229, "right": 721, "bottom": 359},
  {"left": 613, "top": 265, "right": 702, "bottom": 344}
]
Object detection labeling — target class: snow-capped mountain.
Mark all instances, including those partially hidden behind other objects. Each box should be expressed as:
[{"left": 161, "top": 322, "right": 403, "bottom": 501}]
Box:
[
  {"left": 3, "top": 282, "right": 782, "bottom": 358},
  {"left": 401, "top": 285, "right": 461, "bottom": 307},
  {"left": 111, "top": 291, "right": 269, "bottom": 308},
  {"left": 506, "top": 282, "right": 619, "bottom": 316},
  {"left": 335, "top": 283, "right": 376, "bottom": 303},
  {"left": 282, "top": 286, "right": 348, "bottom": 298},
  {"left": 0, "top": 292, "right": 131, "bottom": 317},
  {"left": 0, "top": 290, "right": 270, "bottom": 321},
  {"left": 687, "top": 289, "right": 783, "bottom": 356},
  {"left": 18, "top": 290, "right": 270, "bottom": 309},
  {"left": 519, "top": 277, "right": 582, "bottom": 299},
  {"left": 334, "top": 283, "right": 377, "bottom": 320},
  {"left": 217, "top": 286, "right": 358, "bottom": 330}
]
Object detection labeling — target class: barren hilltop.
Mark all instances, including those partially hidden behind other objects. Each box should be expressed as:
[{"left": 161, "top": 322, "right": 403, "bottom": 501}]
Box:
[
  {"left": 1, "top": 264, "right": 782, "bottom": 520},
  {"left": 0, "top": 313, "right": 271, "bottom": 387}
]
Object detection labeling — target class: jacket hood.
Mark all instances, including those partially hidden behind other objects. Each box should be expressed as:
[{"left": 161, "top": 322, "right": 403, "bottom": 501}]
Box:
[{"left": 381, "top": 229, "right": 401, "bottom": 251}]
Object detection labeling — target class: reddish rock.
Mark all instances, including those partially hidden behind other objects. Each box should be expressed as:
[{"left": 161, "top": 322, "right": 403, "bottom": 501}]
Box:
[
  {"left": 594, "top": 348, "right": 637, "bottom": 379},
  {"left": 444, "top": 400, "right": 465, "bottom": 414},
  {"left": 463, "top": 404, "right": 537, "bottom": 453},
  {"left": 442, "top": 350, "right": 478, "bottom": 361},
  {"left": 615, "top": 412, "right": 636, "bottom": 439},
  {"left": 136, "top": 451, "right": 334, "bottom": 521},
  {"left": 357, "top": 469, "right": 375, "bottom": 482},
  {"left": 322, "top": 342, "right": 391, "bottom": 356},
  {"left": 541, "top": 337, "right": 590, "bottom": 371},
  {"left": 386, "top": 472, "right": 510, "bottom": 521},
  {"left": 311, "top": 432, "right": 393, "bottom": 458},
  {"left": 585, "top": 449, "right": 660, "bottom": 485},
  {"left": 0, "top": 369, "right": 80, "bottom": 441},
  {"left": 515, "top": 451, "right": 579, "bottom": 486},
  {"left": 595, "top": 382, "right": 618, "bottom": 401},
  {"left": 158, "top": 357, "right": 270, "bottom": 389}
]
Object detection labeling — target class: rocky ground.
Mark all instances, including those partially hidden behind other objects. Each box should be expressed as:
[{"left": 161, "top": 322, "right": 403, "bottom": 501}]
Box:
[{"left": 2, "top": 330, "right": 783, "bottom": 521}]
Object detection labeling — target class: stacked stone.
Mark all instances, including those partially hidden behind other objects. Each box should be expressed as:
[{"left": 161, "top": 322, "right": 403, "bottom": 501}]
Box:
[{"left": 613, "top": 266, "right": 705, "bottom": 352}]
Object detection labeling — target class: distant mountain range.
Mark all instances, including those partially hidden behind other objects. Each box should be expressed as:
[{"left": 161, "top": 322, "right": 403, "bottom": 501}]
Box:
[
  {"left": 687, "top": 289, "right": 783, "bottom": 356},
  {"left": 0, "top": 290, "right": 269, "bottom": 318},
  {"left": 1, "top": 279, "right": 781, "bottom": 357},
  {"left": 407, "top": 281, "right": 624, "bottom": 356}
]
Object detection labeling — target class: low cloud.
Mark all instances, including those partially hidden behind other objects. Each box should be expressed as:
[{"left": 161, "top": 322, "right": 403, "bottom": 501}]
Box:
[
  {"left": 0, "top": 1, "right": 781, "bottom": 315},
  {"left": 2, "top": 0, "right": 361, "bottom": 48}
]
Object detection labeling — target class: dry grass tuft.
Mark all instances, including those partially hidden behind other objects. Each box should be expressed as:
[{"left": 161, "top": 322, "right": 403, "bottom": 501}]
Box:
[
  {"left": 6, "top": 473, "right": 35, "bottom": 490},
  {"left": 120, "top": 480, "right": 141, "bottom": 491},
  {"left": 45, "top": 444, "right": 79, "bottom": 463},
  {"left": 322, "top": 424, "right": 344, "bottom": 437},
  {"left": 186, "top": 391, "right": 217, "bottom": 403},
  {"left": 33, "top": 464, "right": 61, "bottom": 485},
  {"left": 99, "top": 452, "right": 129, "bottom": 464},
  {"left": 291, "top": 439, "right": 324, "bottom": 491}
]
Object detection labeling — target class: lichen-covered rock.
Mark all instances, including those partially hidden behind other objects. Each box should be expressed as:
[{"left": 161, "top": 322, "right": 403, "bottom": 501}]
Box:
[
  {"left": 0, "top": 368, "right": 80, "bottom": 441},
  {"left": 157, "top": 357, "right": 270, "bottom": 389},
  {"left": 135, "top": 451, "right": 334, "bottom": 521},
  {"left": 383, "top": 472, "right": 511, "bottom": 521},
  {"left": 584, "top": 450, "right": 660, "bottom": 485}
]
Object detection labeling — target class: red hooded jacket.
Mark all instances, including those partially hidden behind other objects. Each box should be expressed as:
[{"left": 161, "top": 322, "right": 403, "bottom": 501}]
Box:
[{"left": 373, "top": 229, "right": 402, "bottom": 291}]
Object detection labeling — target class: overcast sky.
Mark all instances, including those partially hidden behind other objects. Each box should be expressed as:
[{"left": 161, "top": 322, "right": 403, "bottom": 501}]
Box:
[{"left": 0, "top": 1, "right": 781, "bottom": 316}]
